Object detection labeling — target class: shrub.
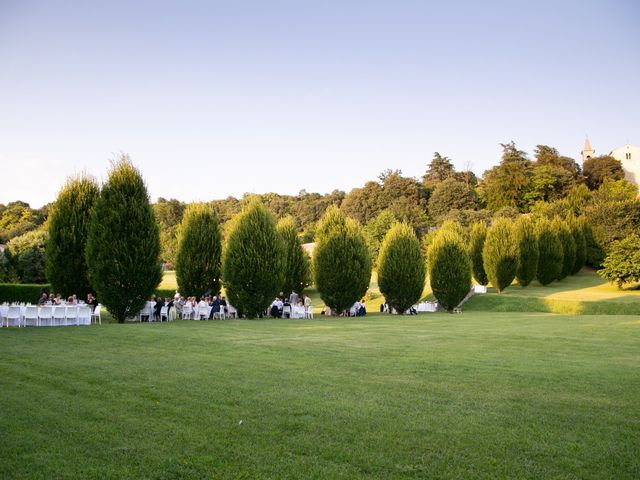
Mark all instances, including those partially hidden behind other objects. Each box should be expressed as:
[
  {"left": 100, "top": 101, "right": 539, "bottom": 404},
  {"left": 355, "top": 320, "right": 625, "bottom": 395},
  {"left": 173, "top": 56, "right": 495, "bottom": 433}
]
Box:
[
  {"left": 45, "top": 175, "right": 99, "bottom": 298},
  {"left": 314, "top": 209, "right": 371, "bottom": 313},
  {"left": 175, "top": 203, "right": 222, "bottom": 297},
  {"left": 551, "top": 217, "right": 576, "bottom": 280},
  {"left": 469, "top": 222, "right": 489, "bottom": 286},
  {"left": 514, "top": 216, "right": 539, "bottom": 287},
  {"left": 482, "top": 218, "right": 518, "bottom": 293},
  {"left": 277, "top": 216, "right": 311, "bottom": 295},
  {"left": 223, "top": 200, "right": 284, "bottom": 317},
  {"left": 428, "top": 178, "right": 477, "bottom": 220},
  {"left": 427, "top": 228, "right": 471, "bottom": 311},
  {"left": 569, "top": 216, "right": 587, "bottom": 275},
  {"left": 377, "top": 223, "right": 425, "bottom": 313},
  {"left": 599, "top": 234, "right": 640, "bottom": 288},
  {"left": 6, "top": 229, "right": 48, "bottom": 284},
  {"left": 0, "top": 283, "right": 49, "bottom": 303},
  {"left": 535, "top": 217, "right": 563, "bottom": 286},
  {"left": 85, "top": 157, "right": 162, "bottom": 323}
]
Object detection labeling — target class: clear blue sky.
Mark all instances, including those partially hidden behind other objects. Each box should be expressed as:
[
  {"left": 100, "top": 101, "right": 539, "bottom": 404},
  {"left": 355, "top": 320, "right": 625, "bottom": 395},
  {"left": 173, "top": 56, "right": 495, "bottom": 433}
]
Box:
[{"left": 1, "top": 0, "right": 638, "bottom": 207}]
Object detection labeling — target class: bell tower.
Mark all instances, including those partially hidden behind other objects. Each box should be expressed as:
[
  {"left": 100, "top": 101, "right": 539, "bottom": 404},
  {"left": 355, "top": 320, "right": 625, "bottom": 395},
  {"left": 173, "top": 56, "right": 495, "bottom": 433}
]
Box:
[{"left": 581, "top": 135, "right": 595, "bottom": 162}]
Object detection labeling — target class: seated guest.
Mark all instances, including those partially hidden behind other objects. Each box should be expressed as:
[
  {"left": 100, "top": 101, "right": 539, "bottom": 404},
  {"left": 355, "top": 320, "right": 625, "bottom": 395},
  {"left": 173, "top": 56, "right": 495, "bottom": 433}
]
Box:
[
  {"left": 358, "top": 299, "right": 366, "bottom": 317},
  {"left": 219, "top": 296, "right": 228, "bottom": 314},
  {"left": 174, "top": 295, "right": 185, "bottom": 314},
  {"left": 270, "top": 297, "right": 283, "bottom": 318},
  {"left": 154, "top": 296, "right": 165, "bottom": 321},
  {"left": 351, "top": 300, "right": 361, "bottom": 317},
  {"left": 38, "top": 289, "right": 48, "bottom": 305},
  {"left": 165, "top": 297, "right": 173, "bottom": 319},
  {"left": 208, "top": 296, "right": 220, "bottom": 319},
  {"left": 54, "top": 294, "right": 62, "bottom": 305}
]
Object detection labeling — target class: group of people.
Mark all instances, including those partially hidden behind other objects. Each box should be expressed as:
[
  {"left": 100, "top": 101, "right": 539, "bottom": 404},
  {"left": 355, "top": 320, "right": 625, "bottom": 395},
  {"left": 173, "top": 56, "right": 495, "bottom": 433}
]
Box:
[
  {"left": 269, "top": 290, "right": 311, "bottom": 318},
  {"left": 37, "top": 289, "right": 99, "bottom": 311},
  {"left": 321, "top": 299, "right": 367, "bottom": 317}
]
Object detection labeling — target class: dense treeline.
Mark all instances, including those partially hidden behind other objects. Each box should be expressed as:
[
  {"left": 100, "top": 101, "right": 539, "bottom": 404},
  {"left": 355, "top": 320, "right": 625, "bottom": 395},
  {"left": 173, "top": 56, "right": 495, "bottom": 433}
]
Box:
[{"left": 1, "top": 141, "right": 638, "bottom": 290}]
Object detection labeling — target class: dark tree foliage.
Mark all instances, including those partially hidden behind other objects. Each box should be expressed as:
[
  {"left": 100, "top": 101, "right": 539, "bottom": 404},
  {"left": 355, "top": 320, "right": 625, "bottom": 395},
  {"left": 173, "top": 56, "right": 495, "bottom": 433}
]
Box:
[
  {"left": 314, "top": 209, "right": 371, "bottom": 313},
  {"left": 364, "top": 210, "right": 398, "bottom": 263},
  {"left": 377, "top": 223, "right": 425, "bottom": 314},
  {"left": 583, "top": 155, "right": 625, "bottom": 190},
  {"left": 428, "top": 178, "right": 478, "bottom": 220},
  {"left": 223, "top": 200, "right": 284, "bottom": 318},
  {"left": 479, "top": 142, "right": 532, "bottom": 212},
  {"left": 175, "top": 203, "right": 222, "bottom": 297},
  {"left": 551, "top": 217, "right": 576, "bottom": 280},
  {"left": 469, "top": 222, "right": 489, "bottom": 286},
  {"left": 45, "top": 175, "right": 99, "bottom": 298},
  {"left": 277, "top": 216, "right": 311, "bottom": 295},
  {"left": 422, "top": 152, "right": 456, "bottom": 187},
  {"left": 599, "top": 234, "right": 640, "bottom": 288},
  {"left": 482, "top": 218, "right": 518, "bottom": 293},
  {"left": 569, "top": 216, "right": 587, "bottom": 275},
  {"left": 535, "top": 217, "right": 563, "bottom": 286},
  {"left": 86, "top": 157, "right": 162, "bottom": 323},
  {"left": 427, "top": 227, "right": 472, "bottom": 311},
  {"left": 513, "top": 216, "right": 539, "bottom": 287}
]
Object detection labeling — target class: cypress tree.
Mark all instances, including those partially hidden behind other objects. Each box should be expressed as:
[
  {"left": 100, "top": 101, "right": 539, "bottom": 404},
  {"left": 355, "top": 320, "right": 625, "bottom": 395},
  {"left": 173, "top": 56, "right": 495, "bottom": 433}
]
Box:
[
  {"left": 46, "top": 175, "right": 99, "bottom": 298},
  {"left": 514, "top": 216, "right": 539, "bottom": 287},
  {"left": 551, "top": 217, "right": 576, "bottom": 280},
  {"left": 85, "top": 157, "right": 162, "bottom": 322},
  {"left": 175, "top": 203, "right": 222, "bottom": 297},
  {"left": 277, "top": 216, "right": 311, "bottom": 295},
  {"left": 315, "top": 204, "right": 348, "bottom": 243},
  {"left": 469, "top": 222, "right": 489, "bottom": 286},
  {"left": 222, "top": 200, "right": 283, "bottom": 317},
  {"left": 570, "top": 216, "right": 587, "bottom": 275},
  {"left": 427, "top": 228, "right": 471, "bottom": 311},
  {"left": 535, "top": 217, "right": 563, "bottom": 285},
  {"left": 482, "top": 218, "right": 518, "bottom": 293},
  {"left": 314, "top": 209, "right": 371, "bottom": 313},
  {"left": 377, "top": 223, "right": 425, "bottom": 314}
]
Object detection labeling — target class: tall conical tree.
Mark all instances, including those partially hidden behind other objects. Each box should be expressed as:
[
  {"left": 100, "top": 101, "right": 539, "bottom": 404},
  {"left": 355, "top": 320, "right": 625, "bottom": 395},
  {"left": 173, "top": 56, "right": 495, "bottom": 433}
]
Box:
[
  {"left": 175, "top": 203, "right": 222, "bottom": 297},
  {"left": 223, "top": 200, "right": 284, "bottom": 317},
  {"left": 551, "top": 216, "right": 576, "bottom": 280},
  {"left": 569, "top": 215, "right": 587, "bottom": 275},
  {"left": 469, "top": 222, "right": 489, "bottom": 286},
  {"left": 377, "top": 223, "right": 425, "bottom": 314},
  {"left": 514, "top": 216, "right": 539, "bottom": 287},
  {"left": 313, "top": 208, "right": 371, "bottom": 313},
  {"left": 535, "top": 217, "right": 563, "bottom": 286},
  {"left": 277, "top": 216, "right": 311, "bottom": 296},
  {"left": 427, "top": 227, "right": 472, "bottom": 312},
  {"left": 315, "top": 204, "right": 349, "bottom": 243},
  {"left": 46, "top": 175, "right": 99, "bottom": 298},
  {"left": 483, "top": 217, "right": 518, "bottom": 293},
  {"left": 86, "top": 156, "right": 162, "bottom": 322}
]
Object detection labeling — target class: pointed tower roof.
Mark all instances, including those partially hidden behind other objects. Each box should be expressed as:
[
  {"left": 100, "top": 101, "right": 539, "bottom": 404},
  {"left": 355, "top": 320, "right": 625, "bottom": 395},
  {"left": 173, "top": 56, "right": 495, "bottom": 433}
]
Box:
[{"left": 584, "top": 135, "right": 592, "bottom": 152}]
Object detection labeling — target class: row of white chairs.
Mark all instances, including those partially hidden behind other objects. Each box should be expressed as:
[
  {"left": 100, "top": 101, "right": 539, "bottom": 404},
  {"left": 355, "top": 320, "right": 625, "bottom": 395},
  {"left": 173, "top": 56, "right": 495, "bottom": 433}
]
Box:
[
  {"left": 1, "top": 304, "right": 102, "bottom": 327},
  {"left": 137, "top": 301, "right": 177, "bottom": 322},
  {"left": 180, "top": 304, "right": 236, "bottom": 320}
]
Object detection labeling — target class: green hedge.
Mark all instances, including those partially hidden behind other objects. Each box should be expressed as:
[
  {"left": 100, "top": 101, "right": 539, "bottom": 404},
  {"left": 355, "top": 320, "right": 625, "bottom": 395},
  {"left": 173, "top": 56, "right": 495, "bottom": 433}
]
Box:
[
  {"left": 0, "top": 284, "right": 49, "bottom": 303},
  {"left": 0, "top": 284, "right": 173, "bottom": 304}
]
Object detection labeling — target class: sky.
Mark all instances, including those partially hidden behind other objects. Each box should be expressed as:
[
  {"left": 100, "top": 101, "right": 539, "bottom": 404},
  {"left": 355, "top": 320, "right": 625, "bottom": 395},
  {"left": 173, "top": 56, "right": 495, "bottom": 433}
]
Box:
[{"left": 1, "top": 0, "right": 639, "bottom": 208}]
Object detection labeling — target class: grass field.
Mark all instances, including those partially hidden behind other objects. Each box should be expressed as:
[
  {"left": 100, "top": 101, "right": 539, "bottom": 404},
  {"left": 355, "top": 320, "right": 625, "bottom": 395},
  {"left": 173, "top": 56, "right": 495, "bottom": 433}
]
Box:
[{"left": 1, "top": 312, "right": 639, "bottom": 479}]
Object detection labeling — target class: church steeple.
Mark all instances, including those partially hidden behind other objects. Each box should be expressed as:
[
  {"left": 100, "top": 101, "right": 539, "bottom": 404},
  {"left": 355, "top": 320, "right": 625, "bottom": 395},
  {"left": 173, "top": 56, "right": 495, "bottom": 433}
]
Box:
[{"left": 581, "top": 135, "right": 595, "bottom": 163}]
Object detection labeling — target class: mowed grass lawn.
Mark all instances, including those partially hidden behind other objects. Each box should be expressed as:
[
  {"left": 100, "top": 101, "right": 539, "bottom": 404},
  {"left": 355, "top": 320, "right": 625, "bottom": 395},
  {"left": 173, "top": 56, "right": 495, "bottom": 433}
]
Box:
[{"left": 1, "top": 313, "right": 639, "bottom": 479}]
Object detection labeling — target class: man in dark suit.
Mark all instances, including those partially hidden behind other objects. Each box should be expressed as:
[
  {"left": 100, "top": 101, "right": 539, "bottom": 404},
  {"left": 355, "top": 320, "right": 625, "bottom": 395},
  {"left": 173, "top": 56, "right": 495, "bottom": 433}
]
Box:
[{"left": 208, "top": 296, "right": 221, "bottom": 319}]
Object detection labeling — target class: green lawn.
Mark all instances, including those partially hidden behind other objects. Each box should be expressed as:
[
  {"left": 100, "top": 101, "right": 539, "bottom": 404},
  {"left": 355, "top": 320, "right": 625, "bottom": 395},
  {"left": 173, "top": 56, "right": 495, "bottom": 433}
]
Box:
[{"left": 1, "top": 313, "right": 638, "bottom": 479}]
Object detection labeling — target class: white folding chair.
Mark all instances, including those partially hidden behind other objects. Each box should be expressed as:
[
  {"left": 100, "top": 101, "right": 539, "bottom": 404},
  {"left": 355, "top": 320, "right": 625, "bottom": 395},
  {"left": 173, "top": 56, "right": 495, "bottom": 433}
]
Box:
[
  {"left": 282, "top": 305, "right": 291, "bottom": 318},
  {"left": 197, "top": 305, "right": 209, "bottom": 320},
  {"left": 305, "top": 306, "right": 314, "bottom": 319},
  {"left": 24, "top": 306, "right": 39, "bottom": 327},
  {"left": 139, "top": 302, "right": 153, "bottom": 322},
  {"left": 38, "top": 306, "right": 53, "bottom": 327},
  {"left": 181, "top": 304, "right": 193, "bottom": 320},
  {"left": 65, "top": 306, "right": 79, "bottom": 326},
  {"left": 92, "top": 304, "right": 102, "bottom": 324},
  {"left": 52, "top": 306, "right": 66, "bottom": 326},
  {"left": 6, "top": 306, "right": 22, "bottom": 327},
  {"left": 78, "top": 306, "right": 92, "bottom": 325},
  {"left": 227, "top": 305, "right": 237, "bottom": 318},
  {"left": 159, "top": 305, "right": 169, "bottom": 322},
  {"left": 213, "top": 305, "right": 225, "bottom": 320}
]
